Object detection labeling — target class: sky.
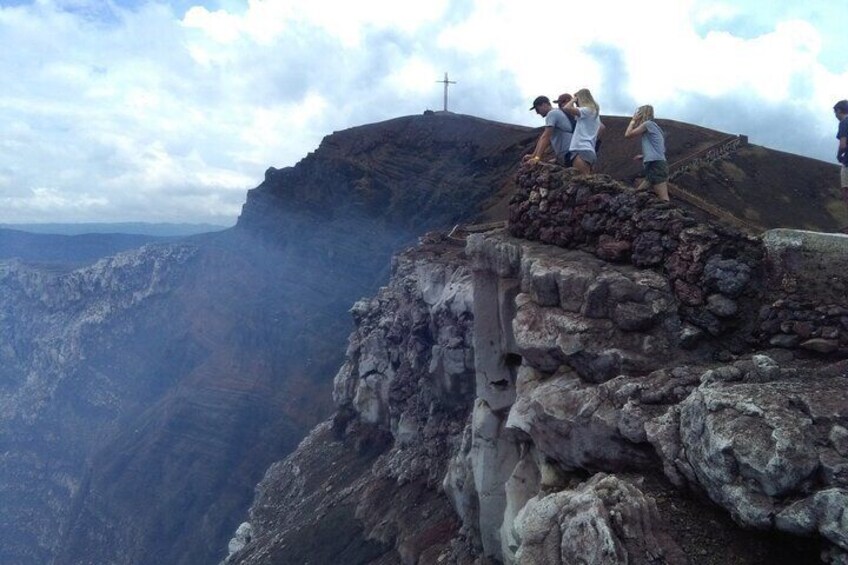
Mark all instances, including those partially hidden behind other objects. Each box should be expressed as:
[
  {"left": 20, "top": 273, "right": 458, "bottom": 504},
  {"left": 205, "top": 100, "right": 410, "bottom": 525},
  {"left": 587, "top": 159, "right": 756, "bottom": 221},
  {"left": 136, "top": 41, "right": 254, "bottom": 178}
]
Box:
[{"left": 0, "top": 0, "right": 846, "bottom": 225}]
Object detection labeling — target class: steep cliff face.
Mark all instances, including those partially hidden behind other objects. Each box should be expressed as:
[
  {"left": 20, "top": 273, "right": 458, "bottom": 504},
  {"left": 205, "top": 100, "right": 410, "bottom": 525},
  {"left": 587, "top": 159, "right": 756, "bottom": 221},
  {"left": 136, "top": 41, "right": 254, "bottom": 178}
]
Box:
[
  {"left": 0, "top": 244, "right": 199, "bottom": 563},
  {"left": 455, "top": 228, "right": 846, "bottom": 564},
  {"left": 238, "top": 113, "right": 538, "bottom": 237},
  {"left": 0, "top": 113, "right": 539, "bottom": 565},
  {"left": 228, "top": 166, "right": 848, "bottom": 564},
  {"left": 0, "top": 235, "right": 341, "bottom": 565},
  {"left": 227, "top": 242, "right": 478, "bottom": 564}
]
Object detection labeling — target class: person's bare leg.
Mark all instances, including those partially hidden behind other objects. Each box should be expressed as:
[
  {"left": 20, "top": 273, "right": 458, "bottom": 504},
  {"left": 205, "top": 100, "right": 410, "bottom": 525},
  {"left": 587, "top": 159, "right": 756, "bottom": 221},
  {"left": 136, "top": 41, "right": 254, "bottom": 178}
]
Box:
[
  {"left": 654, "top": 182, "right": 669, "bottom": 201},
  {"left": 635, "top": 180, "right": 649, "bottom": 192},
  {"left": 572, "top": 156, "right": 591, "bottom": 175}
]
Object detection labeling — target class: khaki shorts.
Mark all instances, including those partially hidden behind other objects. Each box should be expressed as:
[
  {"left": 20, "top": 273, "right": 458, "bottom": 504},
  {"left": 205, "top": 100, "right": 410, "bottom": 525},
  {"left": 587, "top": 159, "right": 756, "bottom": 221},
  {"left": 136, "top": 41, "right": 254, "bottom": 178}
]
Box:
[
  {"left": 841, "top": 165, "right": 848, "bottom": 188},
  {"left": 572, "top": 150, "right": 597, "bottom": 165},
  {"left": 644, "top": 160, "right": 669, "bottom": 184}
]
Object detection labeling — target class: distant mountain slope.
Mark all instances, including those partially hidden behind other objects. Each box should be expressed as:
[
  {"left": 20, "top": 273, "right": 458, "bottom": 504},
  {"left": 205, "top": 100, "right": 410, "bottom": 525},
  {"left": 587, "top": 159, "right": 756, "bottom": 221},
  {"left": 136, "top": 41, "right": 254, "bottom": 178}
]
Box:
[
  {"left": 1, "top": 222, "right": 229, "bottom": 236},
  {"left": 238, "top": 112, "right": 538, "bottom": 235},
  {"left": 672, "top": 143, "right": 845, "bottom": 231},
  {"left": 0, "top": 227, "right": 164, "bottom": 267}
]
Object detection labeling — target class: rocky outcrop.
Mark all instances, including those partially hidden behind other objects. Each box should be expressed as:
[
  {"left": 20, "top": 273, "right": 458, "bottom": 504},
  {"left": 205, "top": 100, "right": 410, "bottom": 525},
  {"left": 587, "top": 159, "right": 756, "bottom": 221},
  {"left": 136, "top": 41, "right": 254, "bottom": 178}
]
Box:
[
  {"left": 512, "top": 473, "right": 687, "bottom": 565},
  {"left": 450, "top": 229, "right": 841, "bottom": 564},
  {"left": 229, "top": 165, "right": 847, "bottom": 565},
  {"left": 227, "top": 240, "right": 479, "bottom": 564},
  {"left": 759, "top": 229, "right": 848, "bottom": 353},
  {"left": 508, "top": 166, "right": 765, "bottom": 351},
  {"left": 508, "top": 164, "right": 848, "bottom": 356}
]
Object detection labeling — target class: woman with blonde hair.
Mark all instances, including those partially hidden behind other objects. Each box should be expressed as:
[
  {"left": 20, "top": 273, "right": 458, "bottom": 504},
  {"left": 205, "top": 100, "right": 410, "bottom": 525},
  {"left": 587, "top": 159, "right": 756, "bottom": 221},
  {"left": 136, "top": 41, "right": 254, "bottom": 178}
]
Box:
[
  {"left": 625, "top": 105, "right": 669, "bottom": 201},
  {"left": 563, "top": 88, "right": 601, "bottom": 174}
]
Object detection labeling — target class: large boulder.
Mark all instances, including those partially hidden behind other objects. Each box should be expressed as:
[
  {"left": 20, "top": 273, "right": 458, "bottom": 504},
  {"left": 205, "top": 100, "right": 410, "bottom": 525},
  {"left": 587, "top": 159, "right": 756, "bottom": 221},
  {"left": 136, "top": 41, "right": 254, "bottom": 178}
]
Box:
[{"left": 513, "top": 473, "right": 686, "bottom": 565}]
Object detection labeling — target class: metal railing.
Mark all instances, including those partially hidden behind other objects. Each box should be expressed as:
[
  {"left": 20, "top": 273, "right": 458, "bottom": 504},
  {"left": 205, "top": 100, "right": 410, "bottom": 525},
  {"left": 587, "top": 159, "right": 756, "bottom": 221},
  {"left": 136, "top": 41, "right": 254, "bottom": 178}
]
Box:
[{"left": 668, "top": 135, "right": 748, "bottom": 180}]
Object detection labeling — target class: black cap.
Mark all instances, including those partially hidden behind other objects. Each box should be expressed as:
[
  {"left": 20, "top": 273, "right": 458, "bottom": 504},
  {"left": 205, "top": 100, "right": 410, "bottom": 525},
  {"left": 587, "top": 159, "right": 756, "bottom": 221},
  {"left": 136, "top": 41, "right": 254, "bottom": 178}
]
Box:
[{"left": 529, "top": 95, "right": 550, "bottom": 110}]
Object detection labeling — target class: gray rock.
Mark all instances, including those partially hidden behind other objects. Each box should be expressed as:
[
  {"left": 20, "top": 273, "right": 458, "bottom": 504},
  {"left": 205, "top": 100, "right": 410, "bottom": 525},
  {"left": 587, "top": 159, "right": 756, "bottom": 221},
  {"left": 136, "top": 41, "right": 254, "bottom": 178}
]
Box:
[
  {"left": 645, "top": 407, "right": 695, "bottom": 488},
  {"left": 706, "top": 293, "right": 738, "bottom": 317},
  {"left": 506, "top": 369, "right": 654, "bottom": 472},
  {"left": 703, "top": 256, "right": 751, "bottom": 296},
  {"left": 500, "top": 448, "right": 542, "bottom": 564},
  {"left": 443, "top": 421, "right": 479, "bottom": 539},
  {"left": 678, "top": 380, "right": 836, "bottom": 527},
  {"left": 831, "top": 426, "right": 848, "bottom": 457},
  {"left": 617, "top": 399, "right": 648, "bottom": 443},
  {"left": 513, "top": 474, "right": 686, "bottom": 565},
  {"left": 678, "top": 323, "right": 704, "bottom": 349},
  {"left": 612, "top": 302, "right": 657, "bottom": 331},
  {"left": 776, "top": 489, "right": 848, "bottom": 550},
  {"left": 770, "top": 333, "right": 801, "bottom": 348},
  {"left": 732, "top": 354, "right": 782, "bottom": 382},
  {"left": 470, "top": 399, "right": 522, "bottom": 560},
  {"left": 557, "top": 265, "right": 596, "bottom": 313},
  {"left": 699, "top": 365, "right": 743, "bottom": 384},
  {"left": 763, "top": 229, "right": 848, "bottom": 305},
  {"left": 582, "top": 279, "right": 611, "bottom": 319},
  {"left": 226, "top": 522, "right": 253, "bottom": 559},
  {"left": 800, "top": 338, "right": 839, "bottom": 354},
  {"left": 524, "top": 260, "right": 560, "bottom": 307}
]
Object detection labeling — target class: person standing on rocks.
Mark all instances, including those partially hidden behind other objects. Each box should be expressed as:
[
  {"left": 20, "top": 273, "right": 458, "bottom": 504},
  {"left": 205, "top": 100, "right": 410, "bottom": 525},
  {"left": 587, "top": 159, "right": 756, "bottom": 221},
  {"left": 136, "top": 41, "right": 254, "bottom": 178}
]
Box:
[
  {"left": 525, "top": 95, "right": 574, "bottom": 166},
  {"left": 625, "top": 105, "right": 669, "bottom": 202},
  {"left": 562, "top": 88, "right": 601, "bottom": 174},
  {"left": 555, "top": 93, "right": 606, "bottom": 160},
  {"left": 834, "top": 100, "right": 848, "bottom": 219}
]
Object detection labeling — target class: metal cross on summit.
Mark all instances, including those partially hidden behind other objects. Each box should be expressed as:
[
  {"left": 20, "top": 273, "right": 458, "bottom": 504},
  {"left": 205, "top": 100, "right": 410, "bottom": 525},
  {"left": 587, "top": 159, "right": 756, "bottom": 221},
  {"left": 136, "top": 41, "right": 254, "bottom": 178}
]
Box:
[{"left": 436, "top": 72, "right": 456, "bottom": 112}]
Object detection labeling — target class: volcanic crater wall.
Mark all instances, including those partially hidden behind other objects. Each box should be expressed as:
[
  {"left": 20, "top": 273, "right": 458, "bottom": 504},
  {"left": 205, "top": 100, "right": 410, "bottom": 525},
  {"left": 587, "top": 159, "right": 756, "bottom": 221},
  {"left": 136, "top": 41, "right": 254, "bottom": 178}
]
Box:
[{"left": 228, "top": 158, "right": 848, "bottom": 565}]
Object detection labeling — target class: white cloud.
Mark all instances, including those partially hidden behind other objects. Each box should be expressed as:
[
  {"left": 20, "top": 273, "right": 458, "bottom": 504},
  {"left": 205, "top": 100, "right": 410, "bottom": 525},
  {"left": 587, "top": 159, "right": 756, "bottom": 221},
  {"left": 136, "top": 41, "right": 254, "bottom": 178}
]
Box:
[
  {"left": 183, "top": 5, "right": 242, "bottom": 43},
  {"left": 692, "top": 1, "right": 741, "bottom": 25},
  {"left": 1, "top": 187, "right": 108, "bottom": 215}
]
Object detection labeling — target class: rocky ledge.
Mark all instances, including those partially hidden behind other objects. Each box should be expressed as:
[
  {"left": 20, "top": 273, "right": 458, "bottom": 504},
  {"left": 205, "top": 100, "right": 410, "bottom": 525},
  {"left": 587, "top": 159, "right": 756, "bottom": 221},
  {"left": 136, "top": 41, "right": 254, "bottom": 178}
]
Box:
[
  {"left": 226, "top": 167, "right": 848, "bottom": 565},
  {"left": 454, "top": 230, "right": 847, "bottom": 564}
]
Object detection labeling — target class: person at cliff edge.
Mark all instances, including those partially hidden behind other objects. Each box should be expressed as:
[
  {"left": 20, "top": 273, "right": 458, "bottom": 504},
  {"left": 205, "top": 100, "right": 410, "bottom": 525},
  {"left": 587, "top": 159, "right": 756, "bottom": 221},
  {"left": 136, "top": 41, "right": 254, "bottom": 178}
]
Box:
[
  {"left": 524, "top": 95, "right": 574, "bottom": 166},
  {"left": 834, "top": 99, "right": 848, "bottom": 228},
  {"left": 625, "top": 104, "right": 670, "bottom": 202},
  {"left": 562, "top": 88, "right": 602, "bottom": 174},
  {"left": 555, "top": 93, "right": 606, "bottom": 159}
]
